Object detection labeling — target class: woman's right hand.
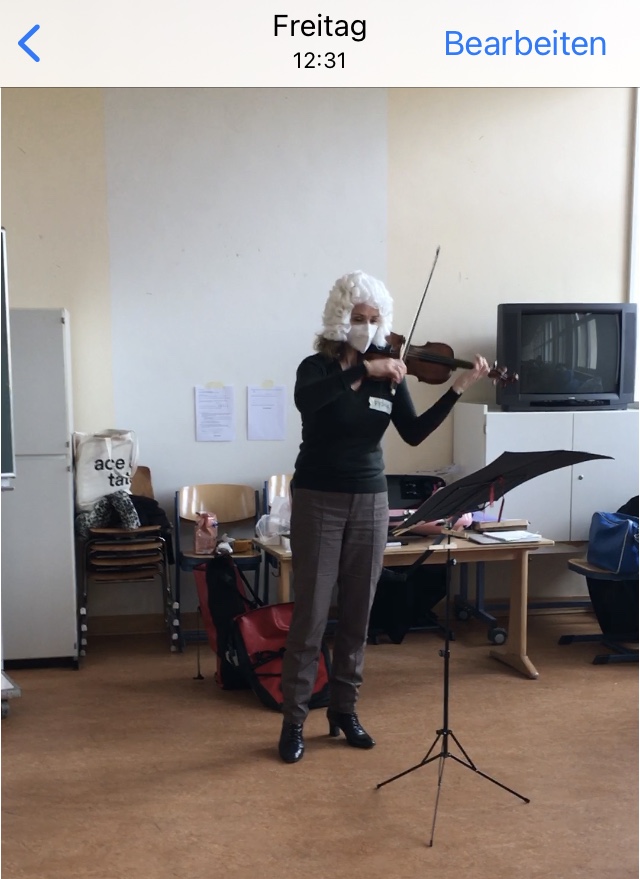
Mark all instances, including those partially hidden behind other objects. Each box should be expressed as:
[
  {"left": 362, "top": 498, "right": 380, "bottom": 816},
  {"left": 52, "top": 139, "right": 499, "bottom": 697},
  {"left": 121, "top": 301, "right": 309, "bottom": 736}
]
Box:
[
  {"left": 451, "top": 354, "right": 490, "bottom": 394},
  {"left": 364, "top": 357, "right": 407, "bottom": 384}
]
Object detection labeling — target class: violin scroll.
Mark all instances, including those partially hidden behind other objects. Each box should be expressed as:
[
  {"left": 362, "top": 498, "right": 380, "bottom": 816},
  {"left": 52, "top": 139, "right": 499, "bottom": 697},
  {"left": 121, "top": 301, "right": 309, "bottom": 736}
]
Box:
[{"left": 490, "top": 361, "right": 519, "bottom": 388}]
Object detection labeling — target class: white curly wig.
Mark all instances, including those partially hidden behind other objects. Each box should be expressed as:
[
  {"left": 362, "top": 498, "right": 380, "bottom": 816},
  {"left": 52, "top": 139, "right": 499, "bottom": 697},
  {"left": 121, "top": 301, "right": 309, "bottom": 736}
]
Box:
[{"left": 320, "top": 271, "right": 393, "bottom": 349}]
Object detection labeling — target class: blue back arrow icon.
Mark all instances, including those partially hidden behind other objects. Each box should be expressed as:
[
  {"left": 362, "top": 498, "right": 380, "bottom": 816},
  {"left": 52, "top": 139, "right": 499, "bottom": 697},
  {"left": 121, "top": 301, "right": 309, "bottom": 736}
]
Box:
[{"left": 19, "top": 24, "right": 41, "bottom": 62}]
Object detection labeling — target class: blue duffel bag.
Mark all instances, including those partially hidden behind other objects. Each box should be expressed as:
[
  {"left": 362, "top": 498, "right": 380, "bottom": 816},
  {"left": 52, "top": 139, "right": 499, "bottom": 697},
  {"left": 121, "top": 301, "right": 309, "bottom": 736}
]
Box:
[{"left": 587, "top": 511, "right": 639, "bottom": 576}]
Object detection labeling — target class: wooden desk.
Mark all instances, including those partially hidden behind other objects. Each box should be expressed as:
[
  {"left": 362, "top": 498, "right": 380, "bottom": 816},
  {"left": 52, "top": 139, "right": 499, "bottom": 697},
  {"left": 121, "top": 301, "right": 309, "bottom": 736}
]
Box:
[{"left": 257, "top": 535, "right": 554, "bottom": 680}]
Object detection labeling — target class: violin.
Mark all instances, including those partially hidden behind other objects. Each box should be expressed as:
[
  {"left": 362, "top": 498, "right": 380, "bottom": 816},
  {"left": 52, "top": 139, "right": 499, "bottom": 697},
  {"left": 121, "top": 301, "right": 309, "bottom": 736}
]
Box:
[
  {"left": 363, "top": 246, "right": 518, "bottom": 388},
  {"left": 365, "top": 331, "right": 518, "bottom": 387}
]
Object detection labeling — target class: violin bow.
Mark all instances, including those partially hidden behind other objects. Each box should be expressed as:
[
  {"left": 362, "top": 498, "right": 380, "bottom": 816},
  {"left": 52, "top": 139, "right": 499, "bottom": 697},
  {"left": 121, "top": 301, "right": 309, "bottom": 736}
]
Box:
[{"left": 400, "top": 245, "right": 441, "bottom": 363}]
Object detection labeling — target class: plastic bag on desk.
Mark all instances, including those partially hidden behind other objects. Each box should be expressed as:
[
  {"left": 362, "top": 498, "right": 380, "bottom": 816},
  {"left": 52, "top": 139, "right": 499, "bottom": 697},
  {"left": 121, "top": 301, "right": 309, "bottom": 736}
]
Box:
[
  {"left": 256, "top": 514, "right": 288, "bottom": 546},
  {"left": 270, "top": 495, "right": 291, "bottom": 529}
]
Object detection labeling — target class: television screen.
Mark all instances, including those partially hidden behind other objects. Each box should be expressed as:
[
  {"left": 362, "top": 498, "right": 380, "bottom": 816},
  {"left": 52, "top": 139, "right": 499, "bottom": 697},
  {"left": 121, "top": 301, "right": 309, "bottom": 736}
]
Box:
[
  {"left": 518, "top": 311, "right": 620, "bottom": 396},
  {"left": 496, "top": 302, "right": 636, "bottom": 411}
]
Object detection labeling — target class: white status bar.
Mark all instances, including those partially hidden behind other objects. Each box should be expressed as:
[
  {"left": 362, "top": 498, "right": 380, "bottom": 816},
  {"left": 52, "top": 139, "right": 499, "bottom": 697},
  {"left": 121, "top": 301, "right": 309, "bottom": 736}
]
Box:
[{"left": 0, "top": 0, "right": 638, "bottom": 87}]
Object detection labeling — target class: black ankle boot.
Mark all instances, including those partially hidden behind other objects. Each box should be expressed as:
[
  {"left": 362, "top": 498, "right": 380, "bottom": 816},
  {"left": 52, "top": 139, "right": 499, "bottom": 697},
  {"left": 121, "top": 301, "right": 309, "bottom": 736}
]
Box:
[
  {"left": 327, "top": 710, "right": 375, "bottom": 749},
  {"left": 278, "top": 721, "right": 305, "bottom": 763}
]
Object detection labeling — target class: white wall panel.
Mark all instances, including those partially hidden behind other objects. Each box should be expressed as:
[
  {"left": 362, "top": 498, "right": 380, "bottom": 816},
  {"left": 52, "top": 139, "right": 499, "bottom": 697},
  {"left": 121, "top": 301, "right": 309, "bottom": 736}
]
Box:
[{"left": 104, "top": 87, "right": 388, "bottom": 509}]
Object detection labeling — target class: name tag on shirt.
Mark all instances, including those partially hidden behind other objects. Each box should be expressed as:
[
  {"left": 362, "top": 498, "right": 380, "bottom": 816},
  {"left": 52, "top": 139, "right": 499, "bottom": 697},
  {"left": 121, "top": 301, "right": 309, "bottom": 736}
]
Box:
[{"left": 369, "top": 396, "right": 392, "bottom": 414}]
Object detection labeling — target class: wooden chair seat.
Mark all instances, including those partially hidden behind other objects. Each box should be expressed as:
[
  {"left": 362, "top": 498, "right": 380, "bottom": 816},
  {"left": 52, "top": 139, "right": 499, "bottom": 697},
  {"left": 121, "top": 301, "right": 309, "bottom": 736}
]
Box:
[
  {"left": 88, "top": 553, "right": 165, "bottom": 567},
  {"left": 88, "top": 525, "right": 162, "bottom": 538},
  {"left": 179, "top": 548, "right": 261, "bottom": 563},
  {"left": 88, "top": 568, "right": 166, "bottom": 583},
  {"left": 89, "top": 540, "right": 167, "bottom": 555}
]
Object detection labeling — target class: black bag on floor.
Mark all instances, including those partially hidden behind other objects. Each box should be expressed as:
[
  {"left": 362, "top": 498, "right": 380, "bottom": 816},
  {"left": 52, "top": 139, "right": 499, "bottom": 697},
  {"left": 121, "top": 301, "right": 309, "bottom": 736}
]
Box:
[
  {"left": 194, "top": 556, "right": 259, "bottom": 690},
  {"left": 586, "top": 577, "right": 638, "bottom": 639},
  {"left": 369, "top": 565, "right": 447, "bottom": 644}
]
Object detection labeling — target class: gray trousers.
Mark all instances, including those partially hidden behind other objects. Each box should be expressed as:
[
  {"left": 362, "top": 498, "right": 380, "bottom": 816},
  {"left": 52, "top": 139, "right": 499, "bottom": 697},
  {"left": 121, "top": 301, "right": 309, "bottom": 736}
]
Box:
[{"left": 280, "top": 487, "right": 389, "bottom": 724}]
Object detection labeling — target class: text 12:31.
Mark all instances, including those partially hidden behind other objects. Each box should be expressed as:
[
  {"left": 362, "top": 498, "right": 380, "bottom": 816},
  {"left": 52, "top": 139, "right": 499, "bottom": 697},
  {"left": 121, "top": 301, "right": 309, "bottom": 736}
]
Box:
[{"left": 294, "top": 52, "right": 345, "bottom": 68}]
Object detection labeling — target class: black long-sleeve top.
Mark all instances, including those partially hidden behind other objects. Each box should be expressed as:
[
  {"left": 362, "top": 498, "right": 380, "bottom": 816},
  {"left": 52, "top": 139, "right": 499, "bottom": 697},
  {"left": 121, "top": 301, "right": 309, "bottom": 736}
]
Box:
[{"left": 292, "top": 353, "right": 460, "bottom": 493}]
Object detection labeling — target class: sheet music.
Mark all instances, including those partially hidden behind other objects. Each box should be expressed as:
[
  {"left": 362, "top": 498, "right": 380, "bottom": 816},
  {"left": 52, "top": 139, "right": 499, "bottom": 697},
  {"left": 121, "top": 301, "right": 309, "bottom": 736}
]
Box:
[{"left": 481, "top": 530, "right": 542, "bottom": 543}]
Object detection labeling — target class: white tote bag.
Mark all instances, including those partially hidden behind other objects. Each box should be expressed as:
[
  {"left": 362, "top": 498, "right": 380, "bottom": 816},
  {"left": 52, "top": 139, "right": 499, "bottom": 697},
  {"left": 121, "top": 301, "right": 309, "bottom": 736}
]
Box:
[{"left": 73, "top": 429, "right": 139, "bottom": 511}]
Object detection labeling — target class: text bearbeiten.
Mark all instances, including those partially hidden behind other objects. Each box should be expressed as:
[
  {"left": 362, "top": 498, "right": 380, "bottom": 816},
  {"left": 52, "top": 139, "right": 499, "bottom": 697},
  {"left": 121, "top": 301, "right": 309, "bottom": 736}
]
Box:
[{"left": 446, "top": 29, "right": 606, "bottom": 56}]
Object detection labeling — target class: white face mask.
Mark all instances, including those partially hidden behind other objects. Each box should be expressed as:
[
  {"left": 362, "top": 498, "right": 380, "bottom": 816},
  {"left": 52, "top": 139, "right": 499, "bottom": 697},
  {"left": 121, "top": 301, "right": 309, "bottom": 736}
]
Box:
[{"left": 347, "top": 322, "right": 378, "bottom": 353}]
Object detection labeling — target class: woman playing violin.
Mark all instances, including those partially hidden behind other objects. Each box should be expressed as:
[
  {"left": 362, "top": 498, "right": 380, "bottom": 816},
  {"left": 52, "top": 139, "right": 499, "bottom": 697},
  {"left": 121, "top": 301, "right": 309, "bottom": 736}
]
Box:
[{"left": 278, "top": 270, "right": 490, "bottom": 764}]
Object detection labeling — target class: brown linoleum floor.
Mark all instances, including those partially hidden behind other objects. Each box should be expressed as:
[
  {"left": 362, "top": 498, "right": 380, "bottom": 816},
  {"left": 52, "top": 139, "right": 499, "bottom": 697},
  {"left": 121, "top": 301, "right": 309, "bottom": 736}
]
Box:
[{"left": 2, "top": 611, "right": 638, "bottom": 879}]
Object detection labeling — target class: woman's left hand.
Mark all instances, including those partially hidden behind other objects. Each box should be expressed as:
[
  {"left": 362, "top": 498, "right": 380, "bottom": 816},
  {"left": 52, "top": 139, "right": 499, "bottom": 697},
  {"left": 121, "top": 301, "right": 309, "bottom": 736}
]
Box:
[{"left": 451, "top": 354, "right": 491, "bottom": 394}]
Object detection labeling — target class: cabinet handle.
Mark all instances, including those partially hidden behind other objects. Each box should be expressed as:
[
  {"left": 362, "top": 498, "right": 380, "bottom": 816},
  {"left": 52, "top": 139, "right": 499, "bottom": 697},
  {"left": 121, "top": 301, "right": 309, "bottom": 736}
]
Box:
[{"left": 577, "top": 474, "right": 584, "bottom": 480}]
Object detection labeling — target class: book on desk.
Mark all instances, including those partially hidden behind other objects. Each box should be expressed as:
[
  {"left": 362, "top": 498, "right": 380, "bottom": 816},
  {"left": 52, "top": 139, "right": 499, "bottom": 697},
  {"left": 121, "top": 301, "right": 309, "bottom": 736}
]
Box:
[{"left": 472, "top": 517, "right": 530, "bottom": 532}]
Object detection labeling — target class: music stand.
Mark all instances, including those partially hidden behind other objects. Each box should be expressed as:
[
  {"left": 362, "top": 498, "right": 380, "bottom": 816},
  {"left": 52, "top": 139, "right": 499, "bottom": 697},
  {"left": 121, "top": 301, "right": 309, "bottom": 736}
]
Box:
[
  {"left": 392, "top": 450, "right": 611, "bottom": 535},
  {"left": 377, "top": 449, "right": 610, "bottom": 846}
]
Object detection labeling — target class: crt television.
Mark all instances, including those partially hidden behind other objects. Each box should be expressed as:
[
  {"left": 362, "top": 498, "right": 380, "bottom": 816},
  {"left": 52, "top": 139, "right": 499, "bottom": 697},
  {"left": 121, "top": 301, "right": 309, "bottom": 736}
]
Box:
[{"left": 495, "top": 302, "right": 637, "bottom": 412}]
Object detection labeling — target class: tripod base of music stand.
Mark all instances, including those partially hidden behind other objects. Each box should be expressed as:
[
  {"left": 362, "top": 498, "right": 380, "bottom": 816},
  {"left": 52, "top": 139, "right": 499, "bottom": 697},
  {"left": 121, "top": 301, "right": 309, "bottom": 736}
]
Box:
[
  {"left": 376, "top": 727, "right": 530, "bottom": 846},
  {"left": 376, "top": 530, "right": 529, "bottom": 846}
]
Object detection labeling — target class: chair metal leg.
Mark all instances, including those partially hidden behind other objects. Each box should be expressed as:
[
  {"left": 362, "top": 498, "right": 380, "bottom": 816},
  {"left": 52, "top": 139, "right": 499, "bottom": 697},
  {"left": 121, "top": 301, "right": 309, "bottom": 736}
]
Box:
[
  {"left": 263, "top": 556, "right": 270, "bottom": 605},
  {"left": 174, "top": 563, "right": 184, "bottom": 651},
  {"left": 79, "top": 541, "right": 93, "bottom": 658},
  {"left": 158, "top": 541, "right": 178, "bottom": 652}
]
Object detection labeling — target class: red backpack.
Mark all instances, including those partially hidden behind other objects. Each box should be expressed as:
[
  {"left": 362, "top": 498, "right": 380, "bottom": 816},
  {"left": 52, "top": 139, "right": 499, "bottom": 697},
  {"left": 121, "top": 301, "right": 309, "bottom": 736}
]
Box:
[
  {"left": 194, "top": 555, "right": 331, "bottom": 710},
  {"left": 228, "top": 602, "right": 331, "bottom": 712}
]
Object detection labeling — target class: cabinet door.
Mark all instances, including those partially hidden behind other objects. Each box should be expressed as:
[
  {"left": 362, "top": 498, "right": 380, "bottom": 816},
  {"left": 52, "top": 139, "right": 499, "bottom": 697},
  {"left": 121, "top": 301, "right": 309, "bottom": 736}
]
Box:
[
  {"left": 1, "top": 455, "right": 77, "bottom": 661},
  {"left": 485, "top": 412, "right": 574, "bottom": 540},
  {"left": 9, "top": 309, "right": 73, "bottom": 455},
  {"left": 571, "top": 410, "right": 639, "bottom": 540}
]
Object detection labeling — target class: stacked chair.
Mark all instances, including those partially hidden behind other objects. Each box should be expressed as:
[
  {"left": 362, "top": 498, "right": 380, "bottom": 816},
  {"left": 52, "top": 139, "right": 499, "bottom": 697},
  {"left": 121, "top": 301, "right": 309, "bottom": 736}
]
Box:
[{"left": 78, "top": 466, "right": 176, "bottom": 655}]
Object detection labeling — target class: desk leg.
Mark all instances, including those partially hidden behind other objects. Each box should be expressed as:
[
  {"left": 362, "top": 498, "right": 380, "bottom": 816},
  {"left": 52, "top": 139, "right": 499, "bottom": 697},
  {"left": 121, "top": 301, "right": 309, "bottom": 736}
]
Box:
[
  {"left": 489, "top": 551, "right": 539, "bottom": 680},
  {"left": 277, "top": 560, "right": 293, "bottom": 604}
]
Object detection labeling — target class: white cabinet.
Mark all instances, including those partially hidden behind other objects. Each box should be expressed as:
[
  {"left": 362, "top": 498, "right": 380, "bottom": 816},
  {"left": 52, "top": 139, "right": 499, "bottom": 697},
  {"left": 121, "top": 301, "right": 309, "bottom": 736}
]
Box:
[{"left": 453, "top": 403, "right": 639, "bottom": 542}]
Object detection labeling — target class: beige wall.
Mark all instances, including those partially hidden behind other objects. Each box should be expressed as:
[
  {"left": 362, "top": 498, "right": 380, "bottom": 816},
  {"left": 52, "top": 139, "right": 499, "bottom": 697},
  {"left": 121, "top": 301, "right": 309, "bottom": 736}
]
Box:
[
  {"left": 384, "top": 87, "right": 634, "bottom": 475},
  {"left": 1, "top": 88, "right": 114, "bottom": 431}
]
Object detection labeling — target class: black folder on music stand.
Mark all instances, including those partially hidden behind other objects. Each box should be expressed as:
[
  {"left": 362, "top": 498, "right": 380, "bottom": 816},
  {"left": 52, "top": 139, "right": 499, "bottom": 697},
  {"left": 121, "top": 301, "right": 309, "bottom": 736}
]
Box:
[{"left": 392, "top": 449, "right": 611, "bottom": 534}]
